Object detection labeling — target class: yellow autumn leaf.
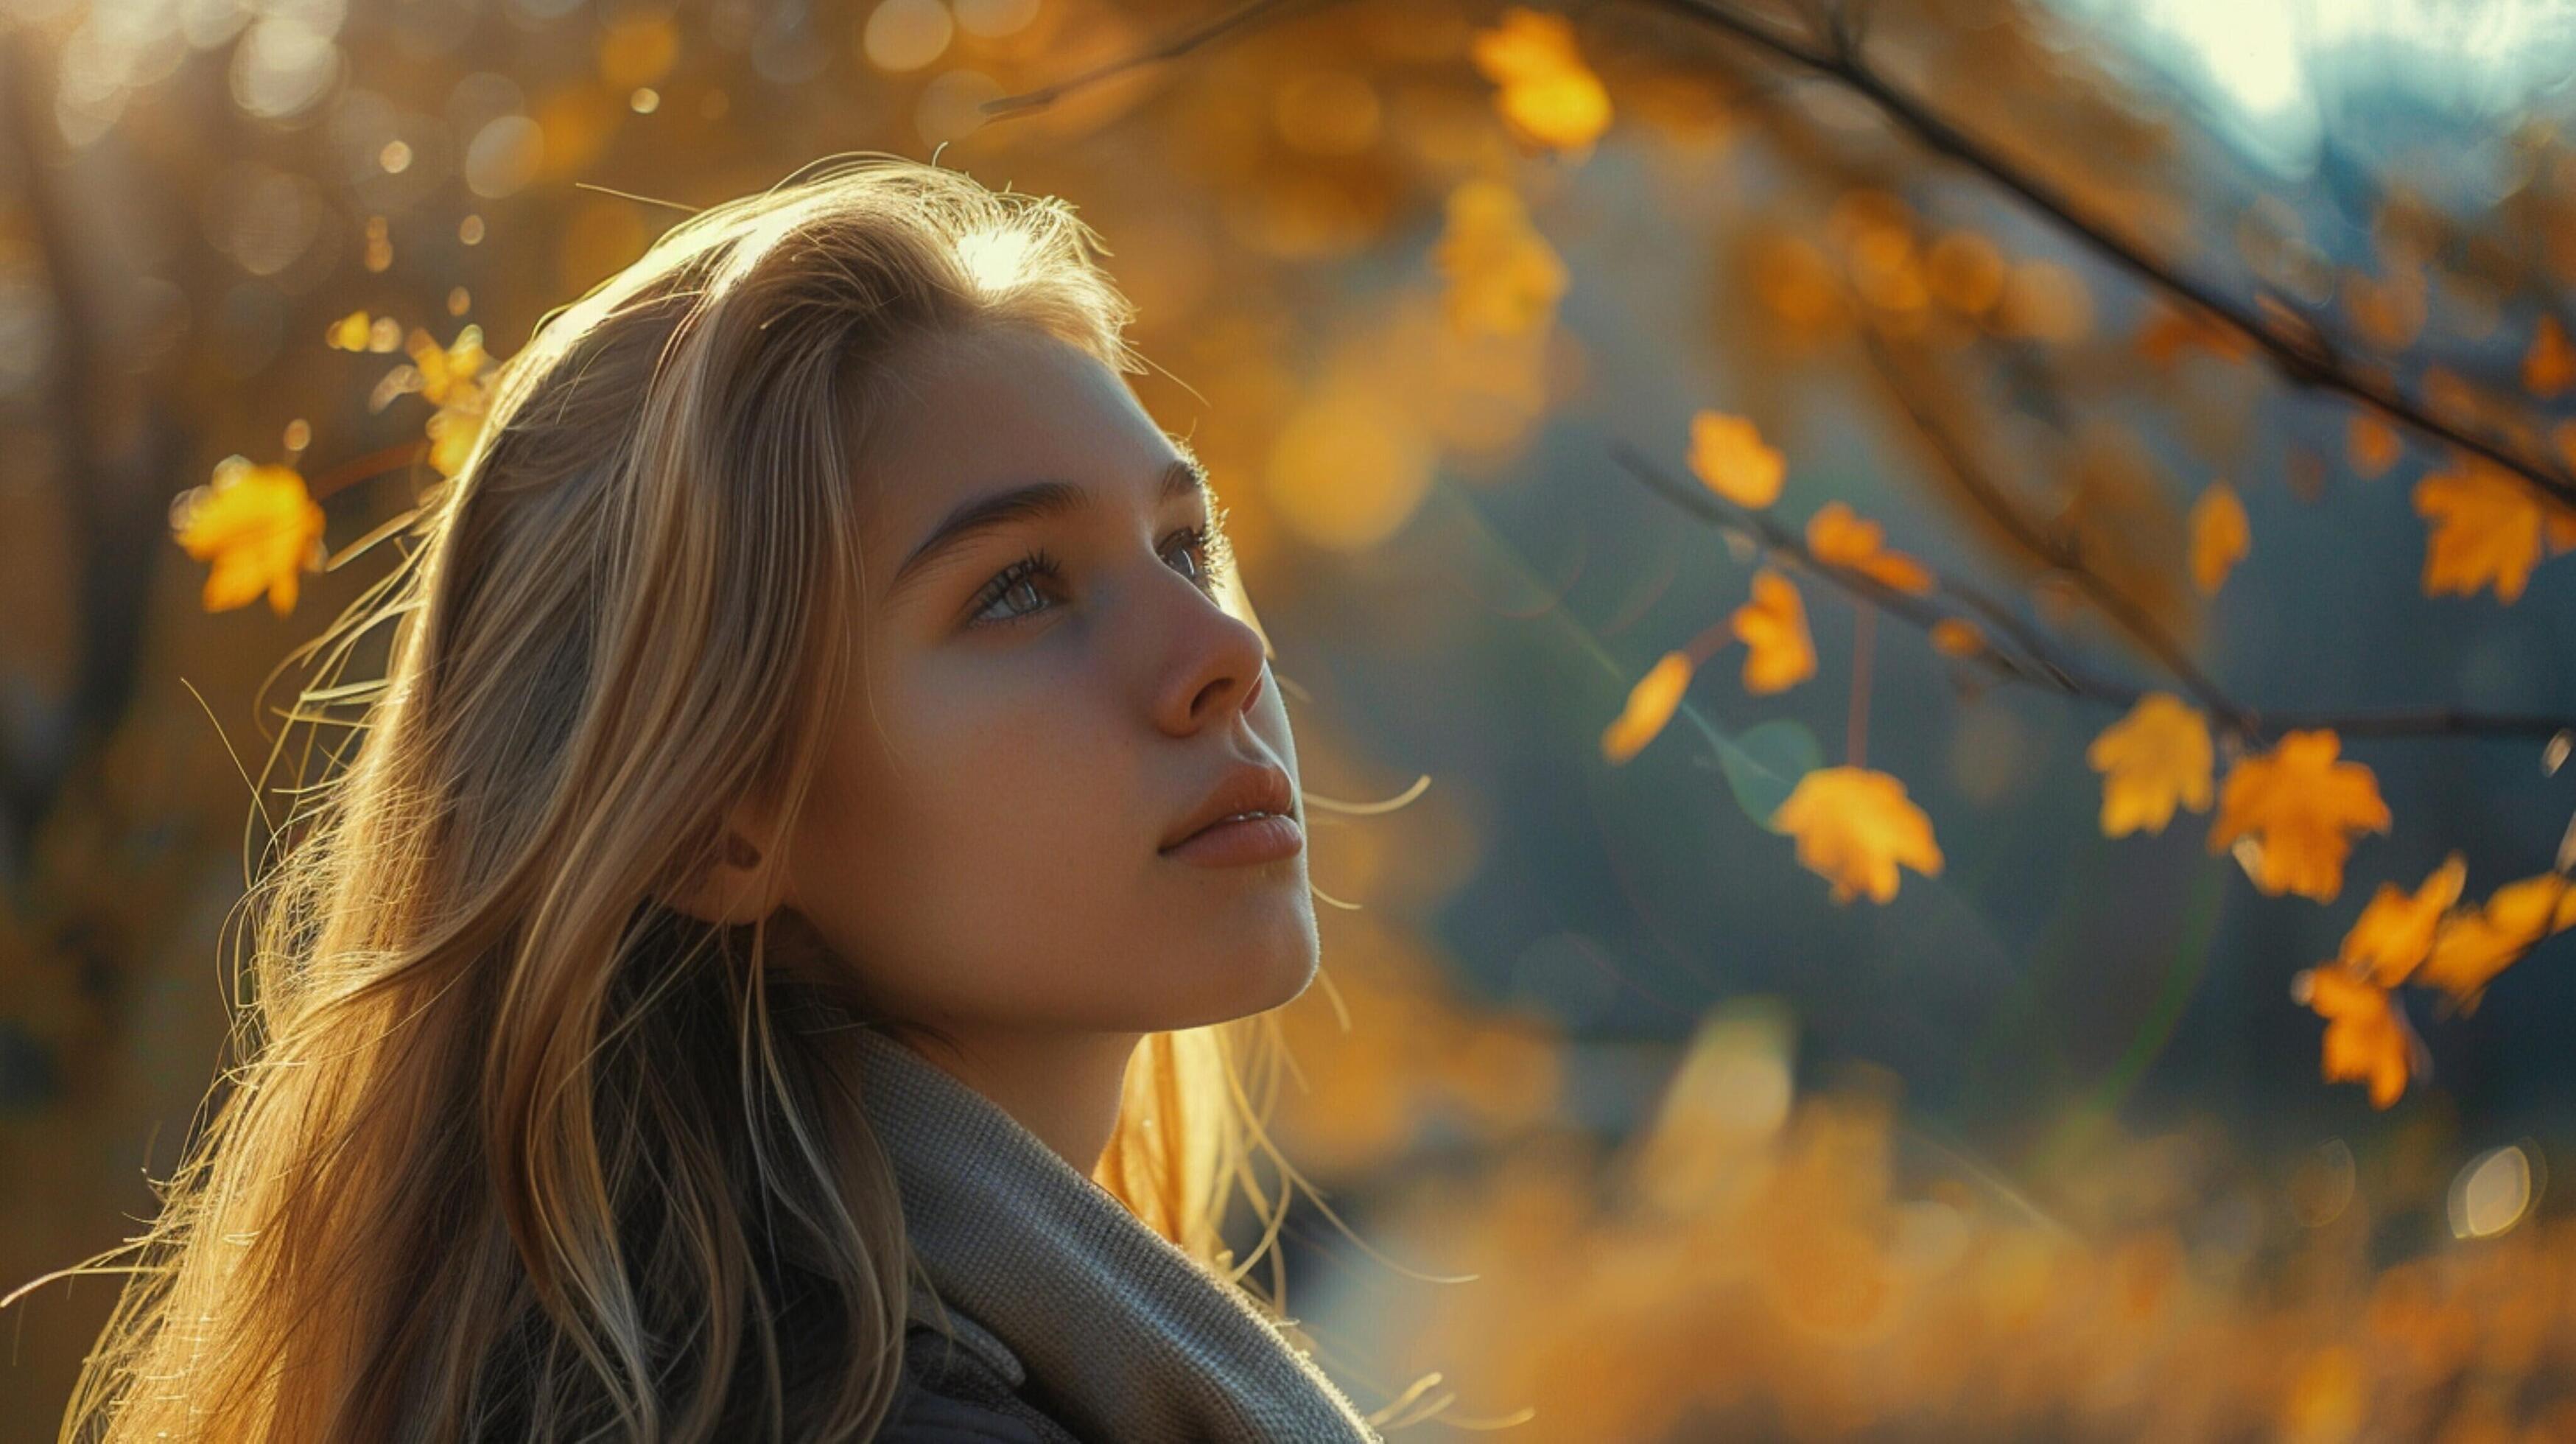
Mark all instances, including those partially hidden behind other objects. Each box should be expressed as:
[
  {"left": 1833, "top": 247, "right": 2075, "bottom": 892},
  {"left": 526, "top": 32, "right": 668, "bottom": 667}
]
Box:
[
  {"left": 2291, "top": 964, "right": 2416, "bottom": 1110},
  {"left": 1432, "top": 180, "right": 1568, "bottom": 337},
  {"left": 2084, "top": 692, "right": 2214, "bottom": 838},
  {"left": 1689, "top": 411, "right": 1785, "bottom": 508},
  {"left": 1770, "top": 765, "right": 1944, "bottom": 905},
  {"left": 1602, "top": 650, "right": 1694, "bottom": 765},
  {"left": 2412, "top": 456, "right": 2575, "bottom": 603},
  {"left": 327, "top": 310, "right": 373, "bottom": 351},
  {"left": 171, "top": 456, "right": 328, "bottom": 617},
  {"left": 2348, "top": 414, "right": 2401, "bottom": 479},
  {"left": 407, "top": 324, "right": 488, "bottom": 407},
  {"left": 2337, "top": 852, "right": 2467, "bottom": 986},
  {"left": 2187, "top": 479, "right": 2248, "bottom": 595},
  {"left": 1468, "top": 7, "right": 1611, "bottom": 153},
  {"left": 399, "top": 323, "right": 498, "bottom": 477},
  {"left": 2208, "top": 729, "right": 2390, "bottom": 902},
  {"left": 1805, "top": 501, "right": 1935, "bottom": 595},
  {"left": 2416, "top": 872, "right": 2576, "bottom": 1013},
  {"left": 1730, "top": 568, "right": 1815, "bottom": 695},
  {"left": 2525, "top": 315, "right": 2576, "bottom": 397},
  {"left": 426, "top": 404, "right": 486, "bottom": 478}
]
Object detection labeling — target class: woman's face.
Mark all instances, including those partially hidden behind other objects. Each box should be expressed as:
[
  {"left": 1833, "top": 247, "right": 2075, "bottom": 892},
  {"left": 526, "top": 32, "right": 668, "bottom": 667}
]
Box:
[{"left": 778, "top": 323, "right": 1317, "bottom": 1040}]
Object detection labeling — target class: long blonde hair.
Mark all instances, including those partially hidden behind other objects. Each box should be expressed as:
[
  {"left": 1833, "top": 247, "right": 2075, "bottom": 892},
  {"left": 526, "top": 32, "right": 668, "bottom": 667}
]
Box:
[{"left": 48, "top": 154, "right": 1328, "bottom": 1443}]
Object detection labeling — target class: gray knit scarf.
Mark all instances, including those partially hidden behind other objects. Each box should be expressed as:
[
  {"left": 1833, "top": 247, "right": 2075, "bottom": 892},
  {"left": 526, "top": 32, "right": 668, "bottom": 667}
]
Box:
[{"left": 850, "top": 1025, "right": 1385, "bottom": 1444}]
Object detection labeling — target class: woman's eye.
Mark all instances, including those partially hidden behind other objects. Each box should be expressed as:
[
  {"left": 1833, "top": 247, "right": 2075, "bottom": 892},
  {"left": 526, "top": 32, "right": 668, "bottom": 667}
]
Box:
[
  {"left": 965, "top": 523, "right": 1232, "bottom": 631},
  {"left": 1168, "top": 522, "right": 1231, "bottom": 590},
  {"left": 968, "top": 550, "right": 1061, "bottom": 627}
]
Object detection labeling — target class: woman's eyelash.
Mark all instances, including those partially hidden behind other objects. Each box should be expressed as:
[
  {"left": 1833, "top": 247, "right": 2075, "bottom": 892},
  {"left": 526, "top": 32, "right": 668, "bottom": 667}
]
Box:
[{"left": 966, "top": 522, "right": 1235, "bottom": 628}]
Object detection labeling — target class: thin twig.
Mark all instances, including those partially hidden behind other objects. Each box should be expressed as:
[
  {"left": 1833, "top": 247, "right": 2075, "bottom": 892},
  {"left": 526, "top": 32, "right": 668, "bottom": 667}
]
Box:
[
  {"left": 1856, "top": 324, "right": 2257, "bottom": 734},
  {"left": 979, "top": 0, "right": 1316, "bottom": 119}
]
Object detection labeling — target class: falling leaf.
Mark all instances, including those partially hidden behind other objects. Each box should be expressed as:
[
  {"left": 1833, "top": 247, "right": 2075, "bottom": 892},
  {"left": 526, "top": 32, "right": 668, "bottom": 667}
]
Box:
[
  {"left": 2208, "top": 730, "right": 2390, "bottom": 902},
  {"left": 1690, "top": 411, "right": 1785, "bottom": 508},
  {"left": 2290, "top": 964, "right": 2417, "bottom": 1110},
  {"left": 1602, "top": 651, "right": 1694, "bottom": 765},
  {"left": 1433, "top": 179, "right": 1568, "bottom": 337},
  {"left": 171, "top": 456, "right": 328, "bottom": 617},
  {"left": 2337, "top": 852, "right": 2467, "bottom": 985},
  {"left": 2187, "top": 479, "right": 2249, "bottom": 595},
  {"left": 2416, "top": 873, "right": 2576, "bottom": 1012},
  {"left": 2348, "top": 415, "right": 2401, "bottom": 478},
  {"left": 1468, "top": 7, "right": 1612, "bottom": 153},
  {"left": 1730, "top": 568, "right": 1815, "bottom": 695},
  {"left": 1805, "top": 502, "right": 1934, "bottom": 595},
  {"left": 2524, "top": 315, "right": 2576, "bottom": 397},
  {"left": 2413, "top": 456, "right": 2576, "bottom": 603},
  {"left": 2085, "top": 692, "right": 2214, "bottom": 838},
  {"left": 1929, "top": 618, "right": 1983, "bottom": 657},
  {"left": 1770, "top": 765, "right": 1944, "bottom": 905}
]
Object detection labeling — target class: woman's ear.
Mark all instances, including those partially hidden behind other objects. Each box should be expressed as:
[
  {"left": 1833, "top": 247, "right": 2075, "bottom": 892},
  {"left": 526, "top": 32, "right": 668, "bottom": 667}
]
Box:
[{"left": 661, "top": 813, "right": 792, "bottom": 927}]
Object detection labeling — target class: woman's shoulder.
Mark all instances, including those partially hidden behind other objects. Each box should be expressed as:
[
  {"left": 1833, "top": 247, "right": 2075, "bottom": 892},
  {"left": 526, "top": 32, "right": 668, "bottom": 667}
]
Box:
[{"left": 876, "top": 1315, "right": 1086, "bottom": 1444}]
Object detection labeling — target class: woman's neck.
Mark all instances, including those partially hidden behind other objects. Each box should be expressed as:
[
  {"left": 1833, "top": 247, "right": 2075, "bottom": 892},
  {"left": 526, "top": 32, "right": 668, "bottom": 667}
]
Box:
[{"left": 891, "top": 1025, "right": 1145, "bottom": 1175}]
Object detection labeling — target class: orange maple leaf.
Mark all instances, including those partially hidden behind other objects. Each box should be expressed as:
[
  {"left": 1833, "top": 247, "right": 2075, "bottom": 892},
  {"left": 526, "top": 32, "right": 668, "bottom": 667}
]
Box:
[
  {"left": 1468, "top": 7, "right": 1612, "bottom": 153},
  {"left": 2207, "top": 730, "right": 2390, "bottom": 902},
  {"left": 2085, "top": 692, "right": 2214, "bottom": 838},
  {"left": 2187, "top": 479, "right": 2248, "bottom": 595},
  {"left": 1729, "top": 568, "right": 1816, "bottom": 695},
  {"left": 1770, "top": 765, "right": 1944, "bottom": 905},
  {"left": 2337, "top": 852, "right": 2467, "bottom": 986},
  {"left": 1805, "top": 502, "right": 1935, "bottom": 595},
  {"left": 1433, "top": 180, "right": 1568, "bottom": 337},
  {"left": 2412, "top": 457, "right": 2576, "bottom": 603},
  {"left": 171, "top": 457, "right": 328, "bottom": 617},
  {"left": 1689, "top": 411, "right": 1785, "bottom": 508},
  {"left": 1601, "top": 651, "right": 1694, "bottom": 765},
  {"left": 2291, "top": 964, "right": 2420, "bottom": 1110},
  {"left": 2416, "top": 873, "right": 2576, "bottom": 1013}
]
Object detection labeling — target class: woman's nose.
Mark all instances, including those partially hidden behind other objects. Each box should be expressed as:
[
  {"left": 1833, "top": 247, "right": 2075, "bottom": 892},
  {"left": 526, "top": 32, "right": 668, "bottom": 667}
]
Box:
[{"left": 1151, "top": 573, "right": 1271, "bottom": 737}]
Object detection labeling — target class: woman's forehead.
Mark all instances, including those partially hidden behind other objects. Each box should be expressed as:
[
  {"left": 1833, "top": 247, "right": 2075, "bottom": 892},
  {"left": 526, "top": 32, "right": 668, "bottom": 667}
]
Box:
[
  {"left": 860, "top": 327, "right": 1165, "bottom": 509},
  {"left": 852, "top": 326, "right": 1203, "bottom": 591}
]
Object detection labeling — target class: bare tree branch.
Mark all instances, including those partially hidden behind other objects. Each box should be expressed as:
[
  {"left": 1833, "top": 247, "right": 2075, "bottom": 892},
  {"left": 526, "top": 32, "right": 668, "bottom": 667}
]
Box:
[
  {"left": 1639, "top": 0, "right": 2576, "bottom": 514},
  {"left": 1608, "top": 440, "right": 2576, "bottom": 746}
]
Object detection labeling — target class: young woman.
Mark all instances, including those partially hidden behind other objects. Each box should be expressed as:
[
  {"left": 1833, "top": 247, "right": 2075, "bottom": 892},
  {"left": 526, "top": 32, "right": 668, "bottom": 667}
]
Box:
[{"left": 54, "top": 155, "right": 1388, "bottom": 1443}]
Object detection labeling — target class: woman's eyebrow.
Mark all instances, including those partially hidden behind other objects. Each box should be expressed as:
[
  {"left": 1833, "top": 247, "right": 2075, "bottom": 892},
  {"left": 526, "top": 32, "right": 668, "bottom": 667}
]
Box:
[{"left": 883, "top": 457, "right": 1211, "bottom": 606}]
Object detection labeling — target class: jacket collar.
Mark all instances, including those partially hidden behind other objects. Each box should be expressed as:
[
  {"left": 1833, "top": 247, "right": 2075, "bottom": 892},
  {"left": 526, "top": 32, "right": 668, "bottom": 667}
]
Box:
[
  {"left": 852, "top": 1025, "right": 1383, "bottom": 1444},
  {"left": 903, "top": 1272, "right": 1028, "bottom": 1389}
]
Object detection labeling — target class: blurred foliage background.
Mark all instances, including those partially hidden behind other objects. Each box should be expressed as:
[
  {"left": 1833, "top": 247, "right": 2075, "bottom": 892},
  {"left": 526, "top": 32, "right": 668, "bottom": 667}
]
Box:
[{"left": 7, "top": 0, "right": 2576, "bottom": 1437}]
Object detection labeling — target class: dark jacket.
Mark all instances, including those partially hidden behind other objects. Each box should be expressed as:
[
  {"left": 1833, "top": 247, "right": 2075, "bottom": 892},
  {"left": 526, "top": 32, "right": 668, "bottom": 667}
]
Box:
[{"left": 874, "top": 1314, "right": 1086, "bottom": 1443}]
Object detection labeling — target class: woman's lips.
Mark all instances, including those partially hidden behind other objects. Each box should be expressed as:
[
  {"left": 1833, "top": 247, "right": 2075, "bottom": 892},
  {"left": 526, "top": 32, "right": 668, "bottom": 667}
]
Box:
[{"left": 1158, "top": 812, "right": 1304, "bottom": 866}]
